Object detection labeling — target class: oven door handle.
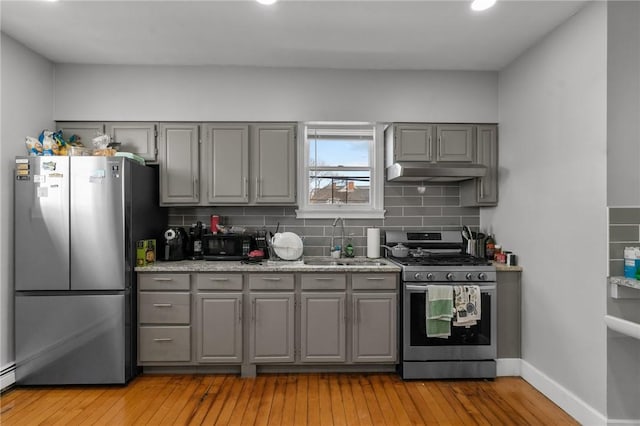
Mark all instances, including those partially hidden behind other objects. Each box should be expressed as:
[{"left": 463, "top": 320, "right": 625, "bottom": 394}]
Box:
[{"left": 405, "top": 284, "right": 496, "bottom": 292}]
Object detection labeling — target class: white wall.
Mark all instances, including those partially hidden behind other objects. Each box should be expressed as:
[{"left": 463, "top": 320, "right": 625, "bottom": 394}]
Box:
[
  {"left": 53, "top": 65, "right": 498, "bottom": 123},
  {"left": 482, "top": 2, "right": 608, "bottom": 422},
  {"left": 0, "top": 34, "right": 54, "bottom": 379}
]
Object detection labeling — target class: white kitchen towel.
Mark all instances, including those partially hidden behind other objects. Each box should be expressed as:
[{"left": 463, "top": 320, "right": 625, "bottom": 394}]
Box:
[
  {"left": 426, "top": 285, "right": 454, "bottom": 338},
  {"left": 453, "top": 285, "right": 481, "bottom": 327}
]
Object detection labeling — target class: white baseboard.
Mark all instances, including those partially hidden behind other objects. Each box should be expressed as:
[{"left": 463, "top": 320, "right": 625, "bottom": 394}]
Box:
[
  {"left": 1, "top": 363, "right": 16, "bottom": 391},
  {"left": 521, "top": 360, "right": 607, "bottom": 426},
  {"left": 496, "top": 358, "right": 521, "bottom": 376},
  {"left": 607, "top": 420, "right": 640, "bottom": 426}
]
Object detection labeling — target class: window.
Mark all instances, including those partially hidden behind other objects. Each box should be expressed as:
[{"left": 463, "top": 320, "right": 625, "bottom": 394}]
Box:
[{"left": 296, "top": 122, "right": 385, "bottom": 219}]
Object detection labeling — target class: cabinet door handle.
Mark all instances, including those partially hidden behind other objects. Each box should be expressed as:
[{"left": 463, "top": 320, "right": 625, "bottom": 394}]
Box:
[
  {"left": 244, "top": 177, "right": 248, "bottom": 198},
  {"left": 256, "top": 178, "right": 261, "bottom": 198},
  {"left": 208, "top": 277, "right": 229, "bottom": 281},
  {"left": 153, "top": 338, "right": 173, "bottom": 342},
  {"left": 252, "top": 300, "right": 256, "bottom": 322},
  {"left": 152, "top": 277, "right": 172, "bottom": 282},
  {"left": 193, "top": 177, "right": 199, "bottom": 198},
  {"left": 428, "top": 136, "right": 432, "bottom": 159},
  {"left": 262, "top": 277, "right": 281, "bottom": 281},
  {"left": 314, "top": 277, "right": 334, "bottom": 281},
  {"left": 479, "top": 178, "right": 485, "bottom": 199},
  {"left": 366, "top": 277, "right": 385, "bottom": 281},
  {"left": 355, "top": 302, "right": 360, "bottom": 324},
  {"left": 238, "top": 300, "right": 243, "bottom": 323},
  {"left": 153, "top": 303, "right": 172, "bottom": 307}
]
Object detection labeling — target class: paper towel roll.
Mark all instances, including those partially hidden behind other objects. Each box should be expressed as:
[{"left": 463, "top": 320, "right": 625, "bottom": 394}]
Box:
[{"left": 367, "top": 228, "right": 381, "bottom": 258}]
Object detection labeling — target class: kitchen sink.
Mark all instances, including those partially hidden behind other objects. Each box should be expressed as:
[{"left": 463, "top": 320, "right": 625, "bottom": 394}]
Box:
[{"left": 303, "top": 257, "right": 385, "bottom": 266}]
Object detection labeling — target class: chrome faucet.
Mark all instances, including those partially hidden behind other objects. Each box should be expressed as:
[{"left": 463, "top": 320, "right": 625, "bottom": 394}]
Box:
[{"left": 330, "top": 217, "right": 345, "bottom": 257}]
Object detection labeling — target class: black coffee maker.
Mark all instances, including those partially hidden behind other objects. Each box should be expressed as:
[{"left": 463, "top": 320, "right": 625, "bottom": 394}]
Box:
[
  {"left": 162, "top": 227, "right": 188, "bottom": 261},
  {"left": 188, "top": 221, "right": 206, "bottom": 260}
]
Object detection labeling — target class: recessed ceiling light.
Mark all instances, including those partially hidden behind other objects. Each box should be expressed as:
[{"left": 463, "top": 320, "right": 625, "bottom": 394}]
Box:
[
  {"left": 471, "top": 0, "right": 496, "bottom": 12},
  {"left": 256, "top": 0, "right": 278, "bottom": 5}
]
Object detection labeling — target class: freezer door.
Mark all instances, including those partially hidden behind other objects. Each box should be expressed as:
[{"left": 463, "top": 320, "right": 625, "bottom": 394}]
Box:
[
  {"left": 15, "top": 157, "right": 70, "bottom": 291},
  {"left": 15, "top": 293, "right": 128, "bottom": 385},
  {"left": 70, "top": 157, "right": 126, "bottom": 290}
]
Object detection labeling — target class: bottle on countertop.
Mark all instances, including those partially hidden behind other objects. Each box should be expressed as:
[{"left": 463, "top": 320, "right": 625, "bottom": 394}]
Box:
[
  {"left": 485, "top": 234, "right": 495, "bottom": 261},
  {"left": 344, "top": 235, "right": 355, "bottom": 258}
]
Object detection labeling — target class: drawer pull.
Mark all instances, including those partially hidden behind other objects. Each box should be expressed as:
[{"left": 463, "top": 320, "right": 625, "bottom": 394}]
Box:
[
  {"left": 152, "top": 278, "right": 173, "bottom": 282},
  {"left": 153, "top": 338, "right": 173, "bottom": 342},
  {"left": 314, "top": 277, "right": 335, "bottom": 281},
  {"left": 153, "top": 303, "right": 173, "bottom": 307},
  {"left": 208, "top": 277, "right": 230, "bottom": 281},
  {"left": 262, "top": 277, "right": 282, "bottom": 281},
  {"left": 366, "top": 277, "right": 385, "bottom": 281}
]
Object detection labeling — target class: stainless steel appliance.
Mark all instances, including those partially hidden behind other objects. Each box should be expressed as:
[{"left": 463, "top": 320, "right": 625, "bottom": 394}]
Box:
[
  {"left": 384, "top": 230, "right": 497, "bottom": 380},
  {"left": 14, "top": 156, "right": 166, "bottom": 385},
  {"left": 202, "top": 233, "right": 252, "bottom": 261}
]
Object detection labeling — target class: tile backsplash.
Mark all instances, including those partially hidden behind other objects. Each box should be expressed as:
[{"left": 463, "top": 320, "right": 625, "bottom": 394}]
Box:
[
  {"left": 168, "top": 181, "right": 480, "bottom": 257},
  {"left": 609, "top": 207, "right": 640, "bottom": 276}
]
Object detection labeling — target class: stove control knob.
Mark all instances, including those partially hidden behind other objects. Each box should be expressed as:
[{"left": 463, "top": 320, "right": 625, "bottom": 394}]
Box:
[
  {"left": 414, "top": 273, "right": 423, "bottom": 281},
  {"left": 466, "top": 273, "right": 473, "bottom": 281},
  {"left": 446, "top": 273, "right": 455, "bottom": 281},
  {"left": 478, "top": 273, "right": 487, "bottom": 281},
  {"left": 426, "top": 273, "right": 434, "bottom": 281}
]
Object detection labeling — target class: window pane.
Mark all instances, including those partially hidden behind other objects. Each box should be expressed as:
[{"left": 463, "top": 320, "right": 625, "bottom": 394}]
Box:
[
  {"left": 308, "top": 137, "right": 370, "bottom": 168},
  {"left": 308, "top": 170, "right": 370, "bottom": 205}
]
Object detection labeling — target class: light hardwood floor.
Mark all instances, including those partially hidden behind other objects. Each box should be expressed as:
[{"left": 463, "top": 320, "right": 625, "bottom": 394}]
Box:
[{"left": 0, "top": 373, "right": 578, "bottom": 425}]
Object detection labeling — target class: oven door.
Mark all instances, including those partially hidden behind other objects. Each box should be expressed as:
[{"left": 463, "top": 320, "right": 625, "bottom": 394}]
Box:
[{"left": 403, "top": 283, "right": 497, "bottom": 361}]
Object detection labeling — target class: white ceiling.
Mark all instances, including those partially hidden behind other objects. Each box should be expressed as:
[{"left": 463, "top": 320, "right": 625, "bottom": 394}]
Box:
[{"left": 1, "top": 0, "right": 587, "bottom": 71}]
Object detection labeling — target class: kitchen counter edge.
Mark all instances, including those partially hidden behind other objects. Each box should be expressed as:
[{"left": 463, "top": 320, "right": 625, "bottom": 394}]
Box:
[
  {"left": 492, "top": 262, "right": 523, "bottom": 272},
  {"left": 135, "top": 258, "right": 402, "bottom": 273}
]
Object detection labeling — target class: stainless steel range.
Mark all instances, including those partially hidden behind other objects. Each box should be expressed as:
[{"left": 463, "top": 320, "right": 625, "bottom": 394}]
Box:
[{"left": 385, "top": 230, "right": 497, "bottom": 380}]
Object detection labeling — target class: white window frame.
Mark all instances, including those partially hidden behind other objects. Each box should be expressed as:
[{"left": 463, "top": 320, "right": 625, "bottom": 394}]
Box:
[{"left": 295, "top": 121, "right": 385, "bottom": 219}]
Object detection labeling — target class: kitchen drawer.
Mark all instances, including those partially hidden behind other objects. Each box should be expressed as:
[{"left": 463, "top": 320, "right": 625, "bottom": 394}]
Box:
[
  {"left": 139, "top": 326, "right": 191, "bottom": 362},
  {"left": 352, "top": 273, "right": 398, "bottom": 290},
  {"left": 249, "top": 274, "right": 295, "bottom": 290},
  {"left": 139, "top": 292, "right": 190, "bottom": 324},
  {"left": 301, "top": 274, "right": 346, "bottom": 290},
  {"left": 196, "top": 273, "right": 243, "bottom": 291},
  {"left": 138, "top": 273, "right": 190, "bottom": 291}
]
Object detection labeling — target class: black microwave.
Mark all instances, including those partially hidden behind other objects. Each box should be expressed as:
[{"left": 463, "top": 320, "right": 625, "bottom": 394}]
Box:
[{"left": 202, "top": 234, "right": 252, "bottom": 260}]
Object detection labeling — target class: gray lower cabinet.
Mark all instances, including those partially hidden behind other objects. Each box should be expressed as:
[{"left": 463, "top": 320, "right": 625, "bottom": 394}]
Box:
[
  {"left": 249, "top": 292, "right": 295, "bottom": 363},
  {"left": 496, "top": 271, "right": 521, "bottom": 358},
  {"left": 158, "top": 123, "right": 200, "bottom": 205},
  {"left": 460, "top": 124, "right": 498, "bottom": 206},
  {"left": 138, "top": 273, "right": 192, "bottom": 364},
  {"left": 196, "top": 293, "right": 243, "bottom": 363},
  {"left": 352, "top": 293, "right": 397, "bottom": 363},
  {"left": 300, "top": 292, "right": 346, "bottom": 363}
]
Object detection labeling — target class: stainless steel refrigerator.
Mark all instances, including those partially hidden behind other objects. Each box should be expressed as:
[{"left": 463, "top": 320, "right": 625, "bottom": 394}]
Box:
[{"left": 14, "top": 156, "right": 166, "bottom": 385}]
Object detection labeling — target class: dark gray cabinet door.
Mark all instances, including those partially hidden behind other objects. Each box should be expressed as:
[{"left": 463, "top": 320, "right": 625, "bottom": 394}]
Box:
[
  {"left": 300, "top": 292, "right": 346, "bottom": 363},
  {"left": 460, "top": 124, "right": 498, "bottom": 206},
  {"left": 497, "top": 271, "right": 521, "bottom": 358},
  {"left": 158, "top": 123, "right": 200, "bottom": 204},
  {"left": 250, "top": 124, "right": 296, "bottom": 204},
  {"left": 352, "top": 293, "right": 397, "bottom": 363},
  {"left": 203, "top": 124, "right": 249, "bottom": 204},
  {"left": 106, "top": 122, "right": 158, "bottom": 162},
  {"left": 196, "top": 293, "right": 243, "bottom": 363},
  {"left": 249, "top": 292, "right": 295, "bottom": 363},
  {"left": 436, "top": 124, "right": 474, "bottom": 162},
  {"left": 393, "top": 124, "right": 434, "bottom": 162}
]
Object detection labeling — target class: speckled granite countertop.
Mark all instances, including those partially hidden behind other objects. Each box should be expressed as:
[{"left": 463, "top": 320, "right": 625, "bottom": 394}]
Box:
[
  {"left": 609, "top": 276, "right": 640, "bottom": 290},
  {"left": 492, "top": 262, "right": 523, "bottom": 272},
  {"left": 136, "top": 257, "right": 401, "bottom": 273}
]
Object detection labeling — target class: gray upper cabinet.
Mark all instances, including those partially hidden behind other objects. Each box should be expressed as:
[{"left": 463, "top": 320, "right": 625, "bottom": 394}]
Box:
[
  {"left": 436, "top": 125, "right": 474, "bottom": 162},
  {"left": 352, "top": 292, "right": 397, "bottom": 363},
  {"left": 203, "top": 124, "right": 249, "bottom": 204},
  {"left": 196, "top": 293, "right": 243, "bottom": 363},
  {"left": 388, "top": 123, "right": 474, "bottom": 164},
  {"left": 158, "top": 123, "right": 200, "bottom": 205},
  {"left": 250, "top": 124, "right": 296, "bottom": 204},
  {"left": 392, "top": 124, "right": 435, "bottom": 162},
  {"left": 106, "top": 122, "right": 158, "bottom": 162},
  {"left": 249, "top": 292, "right": 295, "bottom": 363},
  {"left": 300, "top": 292, "right": 346, "bottom": 363},
  {"left": 56, "top": 122, "right": 105, "bottom": 147},
  {"left": 460, "top": 124, "right": 498, "bottom": 206}
]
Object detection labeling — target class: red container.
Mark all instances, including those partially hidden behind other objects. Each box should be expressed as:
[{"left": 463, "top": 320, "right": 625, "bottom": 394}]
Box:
[{"left": 210, "top": 215, "right": 219, "bottom": 234}]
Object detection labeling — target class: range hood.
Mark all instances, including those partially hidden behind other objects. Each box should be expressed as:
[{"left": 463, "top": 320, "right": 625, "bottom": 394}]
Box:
[{"left": 386, "top": 162, "right": 487, "bottom": 182}]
